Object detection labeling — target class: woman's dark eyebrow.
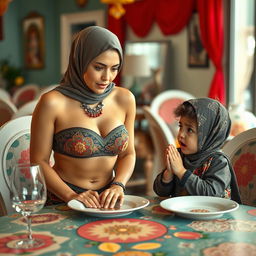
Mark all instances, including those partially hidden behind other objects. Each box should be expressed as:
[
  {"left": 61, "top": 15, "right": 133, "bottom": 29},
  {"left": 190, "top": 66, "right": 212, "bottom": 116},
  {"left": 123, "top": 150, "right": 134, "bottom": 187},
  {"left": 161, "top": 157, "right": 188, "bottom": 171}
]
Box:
[{"left": 95, "top": 61, "right": 120, "bottom": 68}]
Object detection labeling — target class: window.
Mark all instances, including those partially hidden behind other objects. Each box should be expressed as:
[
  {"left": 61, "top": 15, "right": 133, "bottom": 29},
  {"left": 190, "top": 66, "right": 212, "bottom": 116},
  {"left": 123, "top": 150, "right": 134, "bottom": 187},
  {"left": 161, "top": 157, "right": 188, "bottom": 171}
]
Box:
[
  {"left": 122, "top": 41, "right": 171, "bottom": 105},
  {"left": 229, "top": 0, "right": 255, "bottom": 112}
]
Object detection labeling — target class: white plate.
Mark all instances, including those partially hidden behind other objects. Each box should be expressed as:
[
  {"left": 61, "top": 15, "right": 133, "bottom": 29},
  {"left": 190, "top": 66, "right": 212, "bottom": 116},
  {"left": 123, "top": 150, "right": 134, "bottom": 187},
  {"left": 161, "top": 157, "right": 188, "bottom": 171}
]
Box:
[
  {"left": 67, "top": 195, "right": 149, "bottom": 218},
  {"left": 160, "top": 196, "right": 239, "bottom": 220}
]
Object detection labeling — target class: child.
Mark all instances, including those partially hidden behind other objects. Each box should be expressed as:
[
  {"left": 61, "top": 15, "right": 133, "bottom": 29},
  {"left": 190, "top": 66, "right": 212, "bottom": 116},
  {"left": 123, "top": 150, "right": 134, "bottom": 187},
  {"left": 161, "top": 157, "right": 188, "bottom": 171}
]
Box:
[{"left": 153, "top": 98, "right": 241, "bottom": 203}]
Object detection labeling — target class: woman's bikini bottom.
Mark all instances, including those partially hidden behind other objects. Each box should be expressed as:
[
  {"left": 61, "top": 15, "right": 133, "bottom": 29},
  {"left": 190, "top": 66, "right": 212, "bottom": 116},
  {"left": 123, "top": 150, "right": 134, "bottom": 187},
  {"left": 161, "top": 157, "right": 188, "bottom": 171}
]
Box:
[{"left": 45, "top": 180, "right": 113, "bottom": 206}]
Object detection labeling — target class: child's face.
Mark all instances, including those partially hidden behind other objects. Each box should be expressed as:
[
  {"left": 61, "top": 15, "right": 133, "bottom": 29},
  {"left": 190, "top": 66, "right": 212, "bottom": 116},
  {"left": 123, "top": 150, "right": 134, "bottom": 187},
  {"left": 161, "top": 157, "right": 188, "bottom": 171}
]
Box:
[{"left": 177, "top": 116, "right": 198, "bottom": 155}]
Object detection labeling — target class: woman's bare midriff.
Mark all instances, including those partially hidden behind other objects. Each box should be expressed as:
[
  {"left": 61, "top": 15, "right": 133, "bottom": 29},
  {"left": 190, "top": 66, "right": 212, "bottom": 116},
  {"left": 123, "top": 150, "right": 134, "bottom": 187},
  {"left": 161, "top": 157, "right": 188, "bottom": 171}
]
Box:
[{"left": 53, "top": 153, "right": 116, "bottom": 190}]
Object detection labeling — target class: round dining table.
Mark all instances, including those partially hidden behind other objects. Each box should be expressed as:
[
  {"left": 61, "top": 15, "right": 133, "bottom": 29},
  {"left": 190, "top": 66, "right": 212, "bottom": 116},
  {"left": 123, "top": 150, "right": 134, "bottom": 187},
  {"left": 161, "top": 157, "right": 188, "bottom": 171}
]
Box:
[{"left": 0, "top": 196, "right": 256, "bottom": 256}]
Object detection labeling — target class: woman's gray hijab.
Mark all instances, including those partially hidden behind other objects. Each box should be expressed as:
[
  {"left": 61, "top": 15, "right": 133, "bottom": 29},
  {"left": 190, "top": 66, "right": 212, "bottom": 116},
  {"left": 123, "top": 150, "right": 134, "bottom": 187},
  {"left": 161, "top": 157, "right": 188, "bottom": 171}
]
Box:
[
  {"left": 54, "top": 26, "right": 123, "bottom": 104},
  {"left": 180, "top": 98, "right": 241, "bottom": 203}
]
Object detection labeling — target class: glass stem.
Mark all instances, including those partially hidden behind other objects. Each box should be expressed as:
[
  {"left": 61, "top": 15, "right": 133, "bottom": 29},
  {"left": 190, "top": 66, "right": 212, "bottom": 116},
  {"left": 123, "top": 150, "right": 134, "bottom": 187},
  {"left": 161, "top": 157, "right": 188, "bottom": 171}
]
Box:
[{"left": 26, "top": 215, "right": 33, "bottom": 240}]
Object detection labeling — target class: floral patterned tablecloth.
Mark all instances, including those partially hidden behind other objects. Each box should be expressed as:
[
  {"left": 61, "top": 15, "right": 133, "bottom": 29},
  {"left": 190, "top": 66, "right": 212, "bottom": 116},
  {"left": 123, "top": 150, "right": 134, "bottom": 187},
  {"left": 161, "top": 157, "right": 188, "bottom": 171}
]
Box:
[{"left": 0, "top": 197, "right": 256, "bottom": 256}]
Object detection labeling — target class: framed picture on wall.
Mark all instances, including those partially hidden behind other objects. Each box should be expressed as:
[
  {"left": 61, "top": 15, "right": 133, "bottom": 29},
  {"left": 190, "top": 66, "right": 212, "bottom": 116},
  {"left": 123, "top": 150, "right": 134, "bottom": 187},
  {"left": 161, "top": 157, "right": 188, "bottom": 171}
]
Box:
[
  {"left": 23, "top": 12, "right": 45, "bottom": 69},
  {"left": 60, "top": 10, "right": 105, "bottom": 74},
  {"left": 187, "top": 13, "right": 209, "bottom": 68},
  {"left": 75, "top": 0, "right": 88, "bottom": 8}
]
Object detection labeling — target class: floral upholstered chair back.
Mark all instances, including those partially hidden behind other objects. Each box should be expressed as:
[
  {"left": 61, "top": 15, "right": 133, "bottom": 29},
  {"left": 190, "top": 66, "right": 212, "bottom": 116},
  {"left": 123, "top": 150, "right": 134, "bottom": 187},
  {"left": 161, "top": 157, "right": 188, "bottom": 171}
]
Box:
[
  {"left": 222, "top": 128, "right": 256, "bottom": 206},
  {"left": 0, "top": 115, "right": 54, "bottom": 215},
  {"left": 0, "top": 116, "right": 32, "bottom": 215},
  {"left": 12, "top": 99, "right": 38, "bottom": 119},
  {"left": 150, "top": 90, "right": 195, "bottom": 137},
  {"left": 12, "top": 84, "right": 40, "bottom": 108}
]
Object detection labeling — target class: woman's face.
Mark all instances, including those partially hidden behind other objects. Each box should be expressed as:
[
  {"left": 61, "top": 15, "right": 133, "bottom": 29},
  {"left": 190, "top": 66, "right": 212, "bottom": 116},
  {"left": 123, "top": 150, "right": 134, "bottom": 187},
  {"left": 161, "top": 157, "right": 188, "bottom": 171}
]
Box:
[{"left": 83, "top": 49, "right": 120, "bottom": 94}]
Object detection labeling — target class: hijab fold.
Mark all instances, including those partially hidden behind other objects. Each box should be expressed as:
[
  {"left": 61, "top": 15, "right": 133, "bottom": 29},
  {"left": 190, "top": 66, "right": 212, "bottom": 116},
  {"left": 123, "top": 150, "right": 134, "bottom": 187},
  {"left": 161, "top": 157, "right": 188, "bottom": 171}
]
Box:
[{"left": 54, "top": 26, "right": 123, "bottom": 104}]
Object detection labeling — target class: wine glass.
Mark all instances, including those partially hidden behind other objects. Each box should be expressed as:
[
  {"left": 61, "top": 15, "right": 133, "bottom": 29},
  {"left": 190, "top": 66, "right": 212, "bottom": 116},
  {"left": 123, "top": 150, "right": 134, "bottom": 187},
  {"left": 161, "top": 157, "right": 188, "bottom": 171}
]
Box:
[{"left": 10, "top": 163, "right": 47, "bottom": 249}]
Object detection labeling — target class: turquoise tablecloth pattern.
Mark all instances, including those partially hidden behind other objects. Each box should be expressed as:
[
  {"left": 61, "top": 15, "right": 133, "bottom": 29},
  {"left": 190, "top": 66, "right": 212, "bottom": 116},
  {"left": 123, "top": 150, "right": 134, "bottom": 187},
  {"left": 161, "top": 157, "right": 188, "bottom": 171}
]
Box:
[{"left": 0, "top": 197, "right": 256, "bottom": 255}]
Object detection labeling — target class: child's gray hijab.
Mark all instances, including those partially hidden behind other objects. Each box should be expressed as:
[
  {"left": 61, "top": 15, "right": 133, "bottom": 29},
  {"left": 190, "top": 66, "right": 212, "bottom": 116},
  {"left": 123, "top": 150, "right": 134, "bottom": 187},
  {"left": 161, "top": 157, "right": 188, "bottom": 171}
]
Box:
[
  {"left": 181, "top": 98, "right": 241, "bottom": 203},
  {"left": 181, "top": 98, "right": 231, "bottom": 168},
  {"left": 54, "top": 26, "right": 123, "bottom": 104}
]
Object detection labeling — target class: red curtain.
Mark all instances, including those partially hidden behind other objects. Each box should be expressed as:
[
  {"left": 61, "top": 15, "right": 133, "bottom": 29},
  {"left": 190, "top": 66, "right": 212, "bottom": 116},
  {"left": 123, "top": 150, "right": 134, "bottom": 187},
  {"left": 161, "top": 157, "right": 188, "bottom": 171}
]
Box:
[
  {"left": 124, "top": 0, "right": 155, "bottom": 37},
  {"left": 107, "top": 5, "right": 126, "bottom": 46},
  {"left": 156, "top": 0, "right": 195, "bottom": 35},
  {"left": 124, "top": 0, "right": 195, "bottom": 37},
  {"left": 107, "top": 5, "right": 127, "bottom": 85},
  {"left": 108, "top": 0, "right": 225, "bottom": 104},
  {"left": 197, "top": 0, "right": 225, "bottom": 104}
]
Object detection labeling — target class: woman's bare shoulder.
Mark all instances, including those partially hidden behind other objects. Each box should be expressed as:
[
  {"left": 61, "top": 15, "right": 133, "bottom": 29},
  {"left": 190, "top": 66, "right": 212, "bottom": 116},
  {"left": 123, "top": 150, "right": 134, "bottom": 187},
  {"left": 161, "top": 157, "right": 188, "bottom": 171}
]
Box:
[
  {"left": 38, "top": 90, "right": 66, "bottom": 110},
  {"left": 32, "top": 91, "right": 69, "bottom": 121},
  {"left": 114, "top": 86, "right": 135, "bottom": 104}
]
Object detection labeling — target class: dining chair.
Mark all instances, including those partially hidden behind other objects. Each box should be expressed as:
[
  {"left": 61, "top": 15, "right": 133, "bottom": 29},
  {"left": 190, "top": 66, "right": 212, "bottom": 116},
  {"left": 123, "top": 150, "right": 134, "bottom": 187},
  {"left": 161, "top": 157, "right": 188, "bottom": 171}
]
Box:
[
  {"left": 142, "top": 106, "right": 175, "bottom": 195},
  {"left": 11, "top": 99, "right": 38, "bottom": 119},
  {"left": 12, "top": 84, "right": 40, "bottom": 108},
  {"left": 0, "top": 115, "right": 32, "bottom": 215},
  {"left": 0, "top": 88, "right": 11, "bottom": 101},
  {"left": 222, "top": 127, "right": 256, "bottom": 206},
  {"left": 0, "top": 98, "right": 17, "bottom": 127},
  {"left": 0, "top": 193, "right": 7, "bottom": 216},
  {"left": 150, "top": 89, "right": 195, "bottom": 136},
  {"left": 0, "top": 115, "right": 55, "bottom": 216}
]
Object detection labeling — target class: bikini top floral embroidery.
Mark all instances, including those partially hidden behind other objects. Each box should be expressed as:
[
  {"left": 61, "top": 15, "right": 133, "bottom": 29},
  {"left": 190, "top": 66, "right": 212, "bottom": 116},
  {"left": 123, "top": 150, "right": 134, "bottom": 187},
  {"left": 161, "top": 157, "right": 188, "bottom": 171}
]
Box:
[{"left": 52, "top": 125, "right": 128, "bottom": 158}]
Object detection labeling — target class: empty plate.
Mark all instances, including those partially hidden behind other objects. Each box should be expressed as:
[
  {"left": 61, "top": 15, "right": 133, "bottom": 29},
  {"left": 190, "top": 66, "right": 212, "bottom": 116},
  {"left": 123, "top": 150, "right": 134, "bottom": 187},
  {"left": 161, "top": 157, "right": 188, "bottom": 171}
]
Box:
[
  {"left": 68, "top": 195, "right": 149, "bottom": 218},
  {"left": 160, "top": 196, "right": 239, "bottom": 220}
]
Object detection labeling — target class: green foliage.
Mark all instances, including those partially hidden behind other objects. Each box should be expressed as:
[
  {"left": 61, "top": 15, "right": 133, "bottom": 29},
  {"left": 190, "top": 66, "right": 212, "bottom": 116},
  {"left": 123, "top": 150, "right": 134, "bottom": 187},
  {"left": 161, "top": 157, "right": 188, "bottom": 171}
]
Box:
[{"left": 0, "top": 60, "right": 24, "bottom": 91}]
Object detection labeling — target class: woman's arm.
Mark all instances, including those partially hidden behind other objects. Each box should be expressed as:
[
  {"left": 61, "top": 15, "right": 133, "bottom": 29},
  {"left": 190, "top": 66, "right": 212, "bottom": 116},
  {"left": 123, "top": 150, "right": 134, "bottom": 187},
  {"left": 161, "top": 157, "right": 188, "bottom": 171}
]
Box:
[
  {"left": 100, "top": 88, "right": 136, "bottom": 208},
  {"left": 30, "top": 92, "right": 83, "bottom": 204}
]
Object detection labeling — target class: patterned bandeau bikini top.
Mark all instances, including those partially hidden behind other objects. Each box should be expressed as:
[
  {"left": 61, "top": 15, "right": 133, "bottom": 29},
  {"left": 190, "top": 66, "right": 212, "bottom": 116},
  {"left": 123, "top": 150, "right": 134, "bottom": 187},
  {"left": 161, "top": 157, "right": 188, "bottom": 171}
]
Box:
[{"left": 52, "top": 125, "right": 129, "bottom": 158}]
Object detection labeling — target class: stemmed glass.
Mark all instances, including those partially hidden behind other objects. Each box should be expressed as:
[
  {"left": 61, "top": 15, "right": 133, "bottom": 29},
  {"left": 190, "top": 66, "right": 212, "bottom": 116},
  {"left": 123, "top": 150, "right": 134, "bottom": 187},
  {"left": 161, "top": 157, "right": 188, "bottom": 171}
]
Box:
[{"left": 10, "top": 163, "right": 47, "bottom": 249}]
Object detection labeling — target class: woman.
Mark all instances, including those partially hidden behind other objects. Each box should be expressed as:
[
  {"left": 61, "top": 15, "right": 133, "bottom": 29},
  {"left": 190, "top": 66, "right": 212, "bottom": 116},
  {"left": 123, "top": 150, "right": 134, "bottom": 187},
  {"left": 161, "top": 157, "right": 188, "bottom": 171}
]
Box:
[{"left": 30, "top": 26, "right": 136, "bottom": 209}]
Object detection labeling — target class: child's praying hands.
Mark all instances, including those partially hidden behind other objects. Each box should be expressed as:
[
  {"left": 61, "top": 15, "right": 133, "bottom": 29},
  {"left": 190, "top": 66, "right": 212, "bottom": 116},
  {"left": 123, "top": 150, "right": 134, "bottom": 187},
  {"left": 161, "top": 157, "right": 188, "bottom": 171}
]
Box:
[{"left": 166, "top": 144, "right": 186, "bottom": 180}]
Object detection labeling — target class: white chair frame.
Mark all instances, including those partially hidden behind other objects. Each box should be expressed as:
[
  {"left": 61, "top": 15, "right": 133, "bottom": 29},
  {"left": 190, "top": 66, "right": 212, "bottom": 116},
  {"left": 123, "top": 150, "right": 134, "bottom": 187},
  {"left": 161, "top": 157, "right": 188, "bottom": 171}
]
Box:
[
  {"left": 151, "top": 89, "right": 195, "bottom": 115},
  {"left": 12, "top": 84, "right": 40, "bottom": 107},
  {"left": 222, "top": 128, "right": 256, "bottom": 159},
  {"left": 12, "top": 99, "right": 38, "bottom": 119},
  {"left": 0, "top": 98, "right": 17, "bottom": 127},
  {"left": 142, "top": 106, "right": 175, "bottom": 195},
  {"left": 0, "top": 88, "right": 11, "bottom": 101},
  {"left": 0, "top": 116, "right": 32, "bottom": 215},
  {"left": 150, "top": 90, "right": 195, "bottom": 136},
  {"left": 222, "top": 128, "right": 256, "bottom": 206}
]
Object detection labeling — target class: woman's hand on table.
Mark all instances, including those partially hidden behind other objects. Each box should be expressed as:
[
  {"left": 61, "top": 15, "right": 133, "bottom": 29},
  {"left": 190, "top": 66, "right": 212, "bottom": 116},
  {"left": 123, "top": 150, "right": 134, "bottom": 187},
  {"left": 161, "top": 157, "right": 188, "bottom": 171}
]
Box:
[
  {"left": 70, "top": 185, "right": 124, "bottom": 209},
  {"left": 100, "top": 185, "right": 124, "bottom": 209},
  {"left": 75, "top": 190, "right": 101, "bottom": 208}
]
